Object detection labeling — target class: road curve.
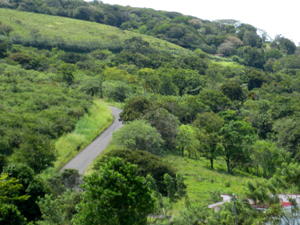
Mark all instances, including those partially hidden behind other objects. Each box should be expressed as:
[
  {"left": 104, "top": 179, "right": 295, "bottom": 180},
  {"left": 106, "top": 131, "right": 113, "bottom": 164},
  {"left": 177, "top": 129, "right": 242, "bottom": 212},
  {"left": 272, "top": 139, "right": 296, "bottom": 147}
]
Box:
[{"left": 61, "top": 106, "right": 123, "bottom": 175}]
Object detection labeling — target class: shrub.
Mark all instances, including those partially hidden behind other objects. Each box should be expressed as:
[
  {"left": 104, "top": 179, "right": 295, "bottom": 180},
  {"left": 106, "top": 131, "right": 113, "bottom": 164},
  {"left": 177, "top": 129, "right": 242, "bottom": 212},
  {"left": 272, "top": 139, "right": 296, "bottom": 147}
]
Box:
[
  {"left": 225, "top": 180, "right": 231, "bottom": 187},
  {"left": 103, "top": 80, "right": 133, "bottom": 102},
  {"left": 113, "top": 120, "right": 164, "bottom": 155},
  {"left": 10, "top": 53, "right": 31, "bottom": 68},
  {"left": 120, "top": 96, "right": 152, "bottom": 121}
]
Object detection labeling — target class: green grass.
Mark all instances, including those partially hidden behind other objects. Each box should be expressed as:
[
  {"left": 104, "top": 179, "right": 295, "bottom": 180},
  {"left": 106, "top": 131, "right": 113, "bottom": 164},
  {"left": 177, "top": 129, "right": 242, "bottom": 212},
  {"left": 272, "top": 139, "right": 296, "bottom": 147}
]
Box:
[
  {"left": 213, "top": 61, "right": 244, "bottom": 68},
  {"left": 164, "top": 153, "right": 263, "bottom": 205},
  {"left": 54, "top": 100, "right": 113, "bottom": 171},
  {"left": 0, "top": 8, "right": 185, "bottom": 51}
]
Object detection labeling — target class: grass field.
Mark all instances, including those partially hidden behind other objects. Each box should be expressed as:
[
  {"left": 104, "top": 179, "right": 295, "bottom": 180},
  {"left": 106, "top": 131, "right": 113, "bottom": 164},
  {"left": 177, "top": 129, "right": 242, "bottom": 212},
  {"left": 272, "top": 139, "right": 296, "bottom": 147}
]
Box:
[
  {"left": 164, "top": 154, "right": 262, "bottom": 202},
  {"left": 54, "top": 100, "right": 113, "bottom": 171},
  {"left": 0, "top": 8, "right": 186, "bottom": 52}
]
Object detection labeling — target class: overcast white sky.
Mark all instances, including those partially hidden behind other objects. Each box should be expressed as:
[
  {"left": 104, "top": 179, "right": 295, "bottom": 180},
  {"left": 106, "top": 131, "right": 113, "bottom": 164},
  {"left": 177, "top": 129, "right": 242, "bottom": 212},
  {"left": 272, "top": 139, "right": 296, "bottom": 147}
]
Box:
[{"left": 102, "top": 0, "right": 300, "bottom": 46}]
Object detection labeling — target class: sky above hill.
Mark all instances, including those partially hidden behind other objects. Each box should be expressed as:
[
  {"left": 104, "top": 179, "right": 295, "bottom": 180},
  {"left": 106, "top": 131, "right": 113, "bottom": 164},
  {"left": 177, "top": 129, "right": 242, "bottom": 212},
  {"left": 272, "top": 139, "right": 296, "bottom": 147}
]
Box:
[{"left": 102, "top": 0, "right": 299, "bottom": 46}]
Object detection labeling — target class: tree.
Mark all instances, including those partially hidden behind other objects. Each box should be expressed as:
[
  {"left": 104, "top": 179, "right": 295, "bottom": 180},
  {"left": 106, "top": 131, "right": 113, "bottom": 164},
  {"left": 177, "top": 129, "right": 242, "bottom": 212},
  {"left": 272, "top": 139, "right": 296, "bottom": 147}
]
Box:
[
  {"left": 273, "top": 118, "right": 300, "bottom": 157},
  {"left": 241, "top": 100, "right": 273, "bottom": 139},
  {"left": 14, "top": 134, "right": 57, "bottom": 174},
  {"left": 273, "top": 35, "right": 296, "bottom": 54},
  {"left": 218, "top": 41, "right": 235, "bottom": 56},
  {"left": 179, "top": 95, "right": 208, "bottom": 124},
  {"left": 170, "top": 69, "right": 202, "bottom": 96},
  {"left": 46, "top": 169, "right": 82, "bottom": 196},
  {"left": 124, "top": 37, "right": 150, "bottom": 55},
  {"left": 193, "top": 112, "right": 224, "bottom": 169},
  {"left": 156, "top": 68, "right": 179, "bottom": 96},
  {"left": 103, "top": 80, "right": 132, "bottom": 102},
  {"left": 157, "top": 95, "right": 181, "bottom": 118},
  {"left": 220, "top": 81, "right": 245, "bottom": 102},
  {"left": 72, "top": 157, "right": 155, "bottom": 225},
  {"left": 177, "top": 124, "right": 199, "bottom": 158},
  {"left": 0, "top": 154, "right": 7, "bottom": 173},
  {"left": 3, "top": 164, "right": 50, "bottom": 221},
  {"left": 243, "top": 47, "right": 266, "bottom": 69},
  {"left": 113, "top": 120, "right": 164, "bottom": 155},
  {"left": 120, "top": 96, "right": 152, "bottom": 122},
  {"left": 0, "top": 203, "right": 27, "bottom": 225},
  {"left": 198, "top": 89, "right": 232, "bottom": 113},
  {"left": 143, "top": 107, "right": 179, "bottom": 149},
  {"left": 38, "top": 190, "right": 82, "bottom": 225},
  {"left": 0, "top": 24, "right": 13, "bottom": 36},
  {"left": 0, "top": 173, "right": 29, "bottom": 225},
  {"left": 0, "top": 43, "right": 7, "bottom": 59},
  {"left": 251, "top": 140, "right": 288, "bottom": 178},
  {"left": 137, "top": 68, "right": 156, "bottom": 96},
  {"left": 146, "top": 172, "right": 188, "bottom": 224},
  {"left": 80, "top": 75, "right": 104, "bottom": 98},
  {"left": 243, "top": 31, "right": 261, "bottom": 47},
  {"left": 30, "top": 28, "right": 41, "bottom": 41},
  {"left": 94, "top": 148, "right": 177, "bottom": 196},
  {"left": 264, "top": 49, "right": 283, "bottom": 60},
  {"left": 247, "top": 70, "right": 267, "bottom": 91},
  {"left": 219, "top": 120, "right": 256, "bottom": 173},
  {"left": 58, "top": 63, "right": 76, "bottom": 85}
]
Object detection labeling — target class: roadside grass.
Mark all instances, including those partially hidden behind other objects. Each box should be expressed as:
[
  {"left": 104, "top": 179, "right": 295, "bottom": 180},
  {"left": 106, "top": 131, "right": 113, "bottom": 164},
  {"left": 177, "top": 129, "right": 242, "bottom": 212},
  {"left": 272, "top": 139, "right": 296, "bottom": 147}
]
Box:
[
  {"left": 54, "top": 100, "right": 113, "bottom": 171},
  {"left": 0, "top": 8, "right": 185, "bottom": 52}
]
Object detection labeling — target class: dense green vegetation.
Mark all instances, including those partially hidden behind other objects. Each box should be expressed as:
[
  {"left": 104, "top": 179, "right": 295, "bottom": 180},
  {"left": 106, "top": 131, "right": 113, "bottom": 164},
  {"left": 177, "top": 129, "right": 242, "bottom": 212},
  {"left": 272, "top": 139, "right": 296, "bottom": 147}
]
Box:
[{"left": 1, "top": 2, "right": 300, "bottom": 223}]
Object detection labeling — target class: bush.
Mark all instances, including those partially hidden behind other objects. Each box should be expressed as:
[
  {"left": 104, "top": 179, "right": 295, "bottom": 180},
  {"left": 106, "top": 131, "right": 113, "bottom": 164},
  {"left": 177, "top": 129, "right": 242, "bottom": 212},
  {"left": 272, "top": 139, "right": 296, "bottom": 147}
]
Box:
[
  {"left": 113, "top": 120, "right": 164, "bottom": 155},
  {"left": 225, "top": 180, "right": 231, "bottom": 187},
  {"left": 9, "top": 53, "right": 31, "bottom": 68},
  {"left": 103, "top": 80, "right": 133, "bottom": 102},
  {"left": 120, "top": 96, "right": 152, "bottom": 121},
  {"left": 142, "top": 107, "right": 179, "bottom": 149},
  {"left": 94, "top": 148, "right": 178, "bottom": 196}
]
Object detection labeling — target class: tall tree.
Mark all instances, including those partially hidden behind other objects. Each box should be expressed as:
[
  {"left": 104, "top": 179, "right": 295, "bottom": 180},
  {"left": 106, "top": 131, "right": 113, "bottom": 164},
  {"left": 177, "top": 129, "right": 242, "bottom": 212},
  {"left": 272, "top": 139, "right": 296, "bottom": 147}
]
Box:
[
  {"left": 219, "top": 120, "right": 256, "bottom": 173},
  {"left": 120, "top": 96, "right": 152, "bottom": 122},
  {"left": 193, "top": 112, "right": 224, "bottom": 169},
  {"left": 3, "top": 164, "right": 50, "bottom": 222},
  {"left": 251, "top": 140, "right": 288, "bottom": 178},
  {"left": 72, "top": 157, "right": 155, "bottom": 225},
  {"left": 137, "top": 68, "right": 156, "bottom": 96},
  {"left": 177, "top": 124, "right": 199, "bottom": 158},
  {"left": 14, "top": 134, "right": 57, "bottom": 174},
  {"left": 143, "top": 107, "right": 180, "bottom": 149}
]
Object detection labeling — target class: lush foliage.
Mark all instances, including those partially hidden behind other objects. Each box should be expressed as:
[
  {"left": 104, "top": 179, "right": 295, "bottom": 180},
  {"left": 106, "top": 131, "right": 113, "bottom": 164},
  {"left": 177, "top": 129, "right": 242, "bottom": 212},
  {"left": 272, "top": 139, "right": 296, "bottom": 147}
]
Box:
[
  {"left": 94, "top": 148, "right": 178, "bottom": 196},
  {"left": 1, "top": 2, "right": 300, "bottom": 223},
  {"left": 73, "top": 157, "right": 155, "bottom": 225},
  {"left": 113, "top": 119, "right": 164, "bottom": 155}
]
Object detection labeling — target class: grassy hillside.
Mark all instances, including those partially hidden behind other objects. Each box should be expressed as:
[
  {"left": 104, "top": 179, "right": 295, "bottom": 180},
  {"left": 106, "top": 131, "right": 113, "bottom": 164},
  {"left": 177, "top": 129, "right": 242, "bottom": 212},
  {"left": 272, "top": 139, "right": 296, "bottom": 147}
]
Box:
[
  {"left": 0, "top": 8, "right": 187, "bottom": 53},
  {"left": 164, "top": 154, "right": 262, "bottom": 202}
]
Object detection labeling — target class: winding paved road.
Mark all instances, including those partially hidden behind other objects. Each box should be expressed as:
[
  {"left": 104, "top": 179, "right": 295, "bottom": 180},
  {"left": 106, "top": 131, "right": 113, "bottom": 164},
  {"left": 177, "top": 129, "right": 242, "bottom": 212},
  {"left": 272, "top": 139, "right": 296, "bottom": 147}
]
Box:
[{"left": 61, "top": 106, "right": 123, "bottom": 175}]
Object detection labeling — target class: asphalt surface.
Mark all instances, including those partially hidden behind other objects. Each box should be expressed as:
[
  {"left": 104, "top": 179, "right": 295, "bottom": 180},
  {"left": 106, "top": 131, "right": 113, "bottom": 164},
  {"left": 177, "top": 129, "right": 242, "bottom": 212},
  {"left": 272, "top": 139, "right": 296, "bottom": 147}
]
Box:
[{"left": 61, "top": 106, "right": 123, "bottom": 175}]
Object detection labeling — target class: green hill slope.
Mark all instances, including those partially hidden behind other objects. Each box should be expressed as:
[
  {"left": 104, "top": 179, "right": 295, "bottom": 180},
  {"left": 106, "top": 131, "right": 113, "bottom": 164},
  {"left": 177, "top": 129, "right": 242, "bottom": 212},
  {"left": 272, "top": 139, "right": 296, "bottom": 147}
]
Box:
[{"left": 0, "top": 8, "right": 186, "bottom": 53}]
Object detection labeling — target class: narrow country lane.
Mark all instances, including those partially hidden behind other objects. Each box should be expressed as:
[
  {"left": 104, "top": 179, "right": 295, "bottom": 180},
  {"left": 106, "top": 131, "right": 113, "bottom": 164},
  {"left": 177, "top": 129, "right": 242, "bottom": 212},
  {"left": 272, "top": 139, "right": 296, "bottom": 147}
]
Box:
[{"left": 61, "top": 106, "right": 123, "bottom": 175}]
